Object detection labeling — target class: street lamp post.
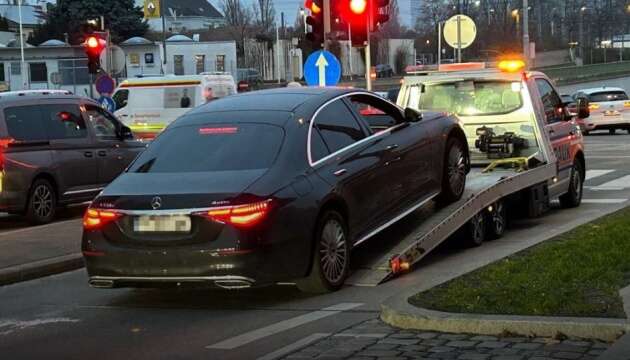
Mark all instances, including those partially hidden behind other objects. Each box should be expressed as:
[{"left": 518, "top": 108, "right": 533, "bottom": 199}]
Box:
[
  {"left": 17, "top": 0, "right": 27, "bottom": 90},
  {"left": 300, "top": 8, "right": 307, "bottom": 34},
  {"left": 523, "top": 0, "right": 530, "bottom": 67}
]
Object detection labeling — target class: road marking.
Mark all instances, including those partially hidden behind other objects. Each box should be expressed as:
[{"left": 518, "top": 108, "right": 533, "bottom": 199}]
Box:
[
  {"left": 206, "top": 303, "right": 364, "bottom": 350},
  {"left": 256, "top": 333, "right": 330, "bottom": 360},
  {"left": 588, "top": 175, "right": 630, "bottom": 191},
  {"left": 585, "top": 170, "right": 615, "bottom": 181},
  {"left": 582, "top": 198, "right": 628, "bottom": 204}
]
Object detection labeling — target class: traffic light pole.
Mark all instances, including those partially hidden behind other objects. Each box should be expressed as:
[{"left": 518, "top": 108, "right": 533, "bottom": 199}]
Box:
[
  {"left": 365, "top": 1, "right": 372, "bottom": 91},
  {"left": 323, "top": 0, "right": 331, "bottom": 50}
]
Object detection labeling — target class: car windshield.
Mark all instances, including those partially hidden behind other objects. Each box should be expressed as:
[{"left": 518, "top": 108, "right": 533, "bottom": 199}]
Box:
[
  {"left": 587, "top": 91, "right": 629, "bottom": 102},
  {"left": 408, "top": 80, "right": 523, "bottom": 116},
  {"left": 129, "top": 123, "right": 284, "bottom": 173}
]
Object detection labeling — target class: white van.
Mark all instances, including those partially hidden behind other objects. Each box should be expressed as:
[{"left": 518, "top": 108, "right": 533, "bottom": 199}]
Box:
[{"left": 112, "top": 73, "right": 237, "bottom": 139}]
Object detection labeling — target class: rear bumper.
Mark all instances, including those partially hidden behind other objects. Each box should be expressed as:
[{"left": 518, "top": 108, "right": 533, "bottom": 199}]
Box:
[
  {"left": 0, "top": 190, "right": 28, "bottom": 212},
  {"left": 583, "top": 116, "right": 630, "bottom": 131},
  {"left": 82, "top": 232, "right": 306, "bottom": 288}
]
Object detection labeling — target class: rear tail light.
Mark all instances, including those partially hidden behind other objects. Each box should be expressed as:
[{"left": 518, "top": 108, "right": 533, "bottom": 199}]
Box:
[
  {"left": 197, "top": 200, "right": 272, "bottom": 228},
  {"left": 0, "top": 137, "right": 15, "bottom": 171},
  {"left": 589, "top": 103, "right": 600, "bottom": 110},
  {"left": 83, "top": 208, "right": 122, "bottom": 230}
]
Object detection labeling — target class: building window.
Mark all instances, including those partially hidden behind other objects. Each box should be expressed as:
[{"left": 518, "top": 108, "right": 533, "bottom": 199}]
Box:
[
  {"left": 0, "top": 63, "right": 5, "bottom": 82},
  {"left": 10, "top": 62, "right": 20, "bottom": 75},
  {"left": 58, "top": 60, "right": 89, "bottom": 85},
  {"left": 29, "top": 63, "right": 47, "bottom": 83},
  {"left": 216, "top": 55, "right": 225, "bottom": 72},
  {"left": 174, "top": 55, "right": 184, "bottom": 75},
  {"left": 195, "top": 55, "right": 205, "bottom": 74},
  {"left": 144, "top": 53, "right": 154, "bottom": 64}
]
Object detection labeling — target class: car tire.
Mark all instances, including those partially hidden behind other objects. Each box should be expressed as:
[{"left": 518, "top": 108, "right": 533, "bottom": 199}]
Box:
[
  {"left": 486, "top": 200, "right": 507, "bottom": 240},
  {"left": 583, "top": 130, "right": 590, "bottom": 136},
  {"left": 437, "top": 137, "right": 467, "bottom": 204},
  {"left": 609, "top": 129, "right": 616, "bottom": 135},
  {"left": 465, "top": 212, "right": 486, "bottom": 247},
  {"left": 296, "top": 210, "right": 350, "bottom": 293},
  {"left": 25, "top": 179, "right": 56, "bottom": 225},
  {"left": 559, "top": 160, "right": 584, "bottom": 208}
]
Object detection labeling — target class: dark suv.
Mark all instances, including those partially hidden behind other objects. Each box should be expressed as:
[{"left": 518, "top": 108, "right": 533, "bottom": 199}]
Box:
[{"left": 0, "top": 90, "right": 145, "bottom": 224}]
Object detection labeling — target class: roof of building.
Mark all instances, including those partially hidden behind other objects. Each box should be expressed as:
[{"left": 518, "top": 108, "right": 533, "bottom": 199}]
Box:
[
  {"left": 121, "top": 37, "right": 153, "bottom": 46},
  {"left": 166, "top": 34, "right": 193, "bottom": 42},
  {"left": 163, "top": 0, "right": 223, "bottom": 18},
  {"left": 39, "top": 39, "right": 68, "bottom": 47},
  {"left": 0, "top": 4, "right": 44, "bottom": 26}
]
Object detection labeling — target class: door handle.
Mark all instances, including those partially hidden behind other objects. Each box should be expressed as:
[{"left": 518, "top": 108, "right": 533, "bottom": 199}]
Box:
[
  {"left": 97, "top": 150, "right": 107, "bottom": 157},
  {"left": 385, "top": 157, "right": 402, "bottom": 166},
  {"left": 84, "top": 151, "right": 93, "bottom": 158},
  {"left": 334, "top": 169, "right": 347, "bottom": 176},
  {"left": 386, "top": 144, "right": 399, "bottom": 151}
]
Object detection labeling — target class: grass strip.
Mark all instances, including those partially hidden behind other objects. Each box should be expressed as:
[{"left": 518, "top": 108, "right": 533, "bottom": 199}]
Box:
[{"left": 409, "top": 207, "right": 630, "bottom": 319}]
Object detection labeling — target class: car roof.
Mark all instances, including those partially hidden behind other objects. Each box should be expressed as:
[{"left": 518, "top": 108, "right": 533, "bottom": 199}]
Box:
[
  {"left": 575, "top": 87, "right": 626, "bottom": 94},
  {"left": 403, "top": 68, "right": 526, "bottom": 84},
  {"left": 0, "top": 90, "right": 93, "bottom": 104},
  {"left": 188, "top": 87, "right": 357, "bottom": 113}
]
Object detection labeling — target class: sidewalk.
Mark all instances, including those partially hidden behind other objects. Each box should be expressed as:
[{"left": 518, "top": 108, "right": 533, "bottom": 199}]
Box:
[{"left": 0, "top": 216, "right": 84, "bottom": 286}]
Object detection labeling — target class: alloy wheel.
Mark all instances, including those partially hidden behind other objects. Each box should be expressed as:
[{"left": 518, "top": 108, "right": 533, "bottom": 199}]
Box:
[
  {"left": 447, "top": 145, "right": 466, "bottom": 197},
  {"left": 319, "top": 219, "right": 347, "bottom": 284},
  {"left": 32, "top": 185, "right": 53, "bottom": 219}
]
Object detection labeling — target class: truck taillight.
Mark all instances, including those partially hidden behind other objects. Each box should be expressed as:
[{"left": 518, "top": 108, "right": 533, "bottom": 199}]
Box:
[
  {"left": 83, "top": 208, "right": 122, "bottom": 230},
  {"left": 197, "top": 200, "right": 272, "bottom": 228}
]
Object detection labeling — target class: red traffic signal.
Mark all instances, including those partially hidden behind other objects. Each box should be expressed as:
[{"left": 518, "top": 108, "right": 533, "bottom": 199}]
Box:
[
  {"left": 305, "top": 0, "right": 325, "bottom": 48},
  {"left": 84, "top": 35, "right": 106, "bottom": 74},
  {"left": 350, "top": 0, "right": 367, "bottom": 14}
]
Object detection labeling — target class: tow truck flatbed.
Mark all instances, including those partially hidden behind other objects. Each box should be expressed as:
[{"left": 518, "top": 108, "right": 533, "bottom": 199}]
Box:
[{"left": 347, "top": 163, "right": 557, "bottom": 286}]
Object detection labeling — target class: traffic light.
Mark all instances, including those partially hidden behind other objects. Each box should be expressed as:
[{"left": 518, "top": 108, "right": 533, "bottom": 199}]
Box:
[
  {"left": 344, "top": 0, "right": 368, "bottom": 46},
  {"left": 371, "top": 0, "right": 390, "bottom": 30},
  {"left": 305, "top": 0, "right": 325, "bottom": 48},
  {"left": 84, "top": 35, "right": 106, "bottom": 74}
]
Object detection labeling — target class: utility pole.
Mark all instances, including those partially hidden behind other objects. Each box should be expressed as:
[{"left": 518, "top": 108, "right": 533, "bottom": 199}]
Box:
[
  {"left": 523, "top": 0, "right": 529, "bottom": 68},
  {"left": 323, "top": 0, "right": 331, "bottom": 50},
  {"left": 160, "top": 0, "right": 167, "bottom": 73},
  {"left": 18, "top": 0, "right": 27, "bottom": 90}
]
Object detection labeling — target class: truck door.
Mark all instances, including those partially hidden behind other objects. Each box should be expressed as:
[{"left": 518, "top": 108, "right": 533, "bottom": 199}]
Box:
[{"left": 534, "top": 78, "right": 574, "bottom": 192}]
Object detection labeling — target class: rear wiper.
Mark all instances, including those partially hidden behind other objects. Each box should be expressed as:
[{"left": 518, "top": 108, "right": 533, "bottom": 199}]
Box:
[{"left": 135, "top": 158, "right": 156, "bottom": 173}]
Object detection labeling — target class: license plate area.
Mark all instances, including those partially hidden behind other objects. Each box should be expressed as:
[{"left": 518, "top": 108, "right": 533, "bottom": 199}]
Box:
[
  {"left": 134, "top": 215, "right": 192, "bottom": 233},
  {"left": 604, "top": 110, "right": 621, "bottom": 116}
]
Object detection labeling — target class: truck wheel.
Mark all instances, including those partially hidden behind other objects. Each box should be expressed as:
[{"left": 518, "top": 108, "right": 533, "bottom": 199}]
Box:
[
  {"left": 582, "top": 130, "right": 590, "bottom": 136},
  {"left": 25, "top": 179, "right": 56, "bottom": 225},
  {"left": 486, "top": 200, "right": 507, "bottom": 240},
  {"left": 465, "top": 212, "right": 486, "bottom": 247},
  {"left": 296, "top": 210, "right": 350, "bottom": 293},
  {"left": 559, "top": 160, "right": 584, "bottom": 208},
  {"left": 437, "top": 137, "right": 467, "bottom": 204}
]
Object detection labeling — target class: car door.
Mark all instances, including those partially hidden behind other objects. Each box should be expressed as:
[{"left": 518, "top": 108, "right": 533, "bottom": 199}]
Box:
[
  {"left": 534, "top": 78, "right": 574, "bottom": 185},
  {"left": 309, "top": 98, "right": 384, "bottom": 238},
  {"left": 38, "top": 102, "right": 100, "bottom": 200},
  {"left": 348, "top": 94, "right": 436, "bottom": 215},
  {"left": 83, "top": 104, "right": 145, "bottom": 185}
]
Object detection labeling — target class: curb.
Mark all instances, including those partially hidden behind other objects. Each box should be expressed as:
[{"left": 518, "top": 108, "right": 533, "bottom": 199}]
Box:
[
  {"left": 0, "top": 253, "right": 84, "bottom": 286},
  {"left": 380, "top": 292, "right": 629, "bottom": 342}
]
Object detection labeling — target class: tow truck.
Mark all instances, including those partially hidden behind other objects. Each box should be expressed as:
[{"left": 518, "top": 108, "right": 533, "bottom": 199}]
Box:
[{"left": 347, "top": 60, "right": 589, "bottom": 286}]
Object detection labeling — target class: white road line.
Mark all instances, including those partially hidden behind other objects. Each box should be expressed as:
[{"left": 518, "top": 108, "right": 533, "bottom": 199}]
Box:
[
  {"left": 206, "top": 303, "right": 364, "bottom": 350},
  {"left": 585, "top": 170, "right": 615, "bottom": 181},
  {"left": 256, "top": 333, "right": 330, "bottom": 360},
  {"left": 589, "top": 175, "right": 630, "bottom": 191},
  {"left": 582, "top": 199, "right": 629, "bottom": 204}
]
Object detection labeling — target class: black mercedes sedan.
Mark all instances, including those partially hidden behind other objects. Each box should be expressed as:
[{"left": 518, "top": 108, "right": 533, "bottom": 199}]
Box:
[{"left": 82, "top": 88, "right": 469, "bottom": 293}]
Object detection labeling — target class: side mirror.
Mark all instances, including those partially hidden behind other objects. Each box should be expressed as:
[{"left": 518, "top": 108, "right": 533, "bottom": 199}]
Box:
[
  {"left": 404, "top": 107, "right": 423, "bottom": 123},
  {"left": 576, "top": 97, "right": 590, "bottom": 119},
  {"left": 118, "top": 125, "right": 134, "bottom": 140}
]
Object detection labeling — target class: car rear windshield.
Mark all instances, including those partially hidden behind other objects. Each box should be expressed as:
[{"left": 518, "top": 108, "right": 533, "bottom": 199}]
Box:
[
  {"left": 408, "top": 80, "right": 523, "bottom": 116},
  {"left": 129, "top": 123, "right": 284, "bottom": 173},
  {"left": 587, "top": 91, "right": 629, "bottom": 102}
]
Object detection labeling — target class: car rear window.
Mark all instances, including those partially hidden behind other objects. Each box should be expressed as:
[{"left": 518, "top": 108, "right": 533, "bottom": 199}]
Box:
[
  {"left": 409, "top": 80, "right": 523, "bottom": 116},
  {"left": 129, "top": 123, "right": 284, "bottom": 173},
  {"left": 587, "top": 91, "right": 629, "bottom": 102},
  {"left": 4, "top": 106, "right": 48, "bottom": 141}
]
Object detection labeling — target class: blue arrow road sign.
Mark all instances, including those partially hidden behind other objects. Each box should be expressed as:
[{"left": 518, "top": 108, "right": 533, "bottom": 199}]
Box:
[
  {"left": 98, "top": 96, "right": 116, "bottom": 113},
  {"left": 304, "top": 50, "right": 341, "bottom": 87}
]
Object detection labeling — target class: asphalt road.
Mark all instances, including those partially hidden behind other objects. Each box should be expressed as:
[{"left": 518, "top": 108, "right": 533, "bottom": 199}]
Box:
[{"left": 0, "top": 131, "right": 629, "bottom": 359}]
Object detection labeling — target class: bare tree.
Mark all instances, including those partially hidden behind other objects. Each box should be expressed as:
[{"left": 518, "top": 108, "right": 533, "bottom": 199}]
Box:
[
  {"left": 252, "top": 0, "right": 276, "bottom": 34},
  {"left": 381, "top": 0, "right": 401, "bottom": 37},
  {"left": 221, "top": 0, "right": 252, "bottom": 61}
]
